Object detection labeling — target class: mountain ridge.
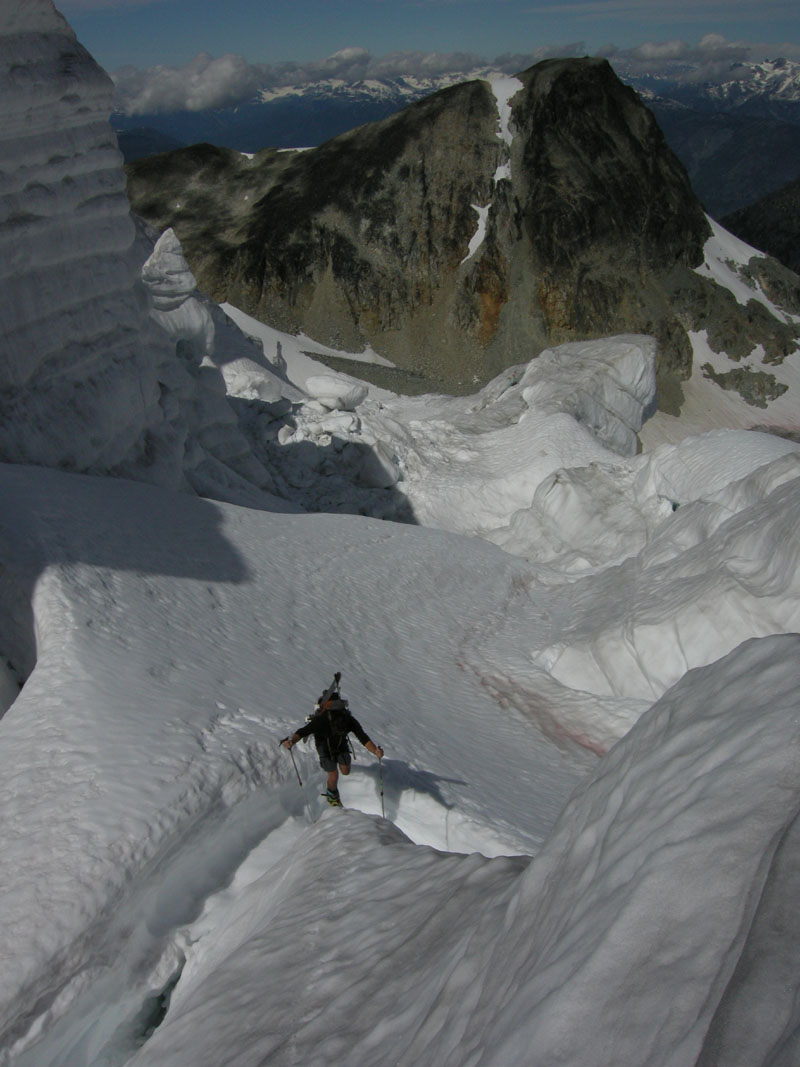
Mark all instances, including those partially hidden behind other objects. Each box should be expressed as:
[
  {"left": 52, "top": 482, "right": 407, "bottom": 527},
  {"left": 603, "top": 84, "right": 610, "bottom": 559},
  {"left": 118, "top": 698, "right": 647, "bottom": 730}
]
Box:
[
  {"left": 723, "top": 174, "right": 800, "bottom": 275},
  {"left": 114, "top": 55, "right": 800, "bottom": 220},
  {"left": 126, "top": 58, "right": 800, "bottom": 399}
]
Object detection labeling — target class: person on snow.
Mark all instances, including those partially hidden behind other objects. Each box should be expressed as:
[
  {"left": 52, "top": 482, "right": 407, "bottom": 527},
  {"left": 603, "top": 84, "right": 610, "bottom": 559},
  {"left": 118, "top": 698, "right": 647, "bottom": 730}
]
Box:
[{"left": 282, "top": 684, "right": 383, "bottom": 806}]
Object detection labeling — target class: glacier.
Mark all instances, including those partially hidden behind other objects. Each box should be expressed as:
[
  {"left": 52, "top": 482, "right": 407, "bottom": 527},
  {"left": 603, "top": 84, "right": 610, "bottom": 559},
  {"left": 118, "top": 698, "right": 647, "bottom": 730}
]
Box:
[{"left": 1, "top": 3, "right": 800, "bottom": 1066}]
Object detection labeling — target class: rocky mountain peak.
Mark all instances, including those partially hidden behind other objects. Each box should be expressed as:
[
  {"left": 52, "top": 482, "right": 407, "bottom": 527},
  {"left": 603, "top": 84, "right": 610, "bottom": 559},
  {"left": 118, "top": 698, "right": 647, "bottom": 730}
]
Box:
[
  {"left": 514, "top": 58, "right": 706, "bottom": 273},
  {"left": 126, "top": 57, "right": 797, "bottom": 398}
]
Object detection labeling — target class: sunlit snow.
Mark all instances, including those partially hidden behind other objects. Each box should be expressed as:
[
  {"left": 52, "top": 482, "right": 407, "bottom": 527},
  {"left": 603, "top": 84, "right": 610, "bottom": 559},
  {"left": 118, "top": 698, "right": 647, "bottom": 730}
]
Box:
[
  {"left": 2, "top": 7, "right": 800, "bottom": 1067},
  {"left": 460, "top": 202, "right": 491, "bottom": 264},
  {"left": 461, "top": 76, "right": 523, "bottom": 262},
  {"left": 695, "top": 215, "right": 796, "bottom": 324}
]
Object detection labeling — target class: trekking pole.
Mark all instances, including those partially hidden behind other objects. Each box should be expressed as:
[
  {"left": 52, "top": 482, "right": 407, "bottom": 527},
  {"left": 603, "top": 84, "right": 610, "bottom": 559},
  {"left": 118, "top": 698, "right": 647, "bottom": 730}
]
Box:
[
  {"left": 379, "top": 755, "right": 385, "bottom": 818},
  {"left": 280, "top": 739, "right": 303, "bottom": 787}
]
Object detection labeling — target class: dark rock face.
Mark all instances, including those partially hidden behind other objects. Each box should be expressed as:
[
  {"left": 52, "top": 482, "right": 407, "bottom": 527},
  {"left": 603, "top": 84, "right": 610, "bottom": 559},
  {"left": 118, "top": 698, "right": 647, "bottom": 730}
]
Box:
[
  {"left": 509, "top": 59, "right": 708, "bottom": 379},
  {"left": 649, "top": 103, "right": 800, "bottom": 219},
  {"left": 723, "top": 177, "right": 800, "bottom": 276},
  {"left": 222, "top": 78, "right": 504, "bottom": 387},
  {"left": 128, "top": 58, "right": 717, "bottom": 393}
]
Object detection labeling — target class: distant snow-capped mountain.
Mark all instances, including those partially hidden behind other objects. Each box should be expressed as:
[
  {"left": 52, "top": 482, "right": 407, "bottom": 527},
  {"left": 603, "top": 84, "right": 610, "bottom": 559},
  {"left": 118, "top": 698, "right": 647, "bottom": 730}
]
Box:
[
  {"left": 112, "top": 68, "right": 503, "bottom": 158},
  {"left": 612, "top": 57, "right": 800, "bottom": 216},
  {"left": 112, "top": 54, "right": 800, "bottom": 149},
  {"left": 359, "top": 57, "right": 800, "bottom": 115},
  {"left": 622, "top": 56, "right": 800, "bottom": 121},
  {"left": 255, "top": 71, "right": 488, "bottom": 105},
  {"left": 705, "top": 58, "right": 800, "bottom": 111}
]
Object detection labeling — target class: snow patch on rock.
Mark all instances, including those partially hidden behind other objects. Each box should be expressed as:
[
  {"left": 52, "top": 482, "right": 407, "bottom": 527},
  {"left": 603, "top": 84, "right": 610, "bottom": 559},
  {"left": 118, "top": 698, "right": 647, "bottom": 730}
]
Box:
[
  {"left": 460, "top": 76, "right": 523, "bottom": 261},
  {"left": 695, "top": 215, "right": 793, "bottom": 323}
]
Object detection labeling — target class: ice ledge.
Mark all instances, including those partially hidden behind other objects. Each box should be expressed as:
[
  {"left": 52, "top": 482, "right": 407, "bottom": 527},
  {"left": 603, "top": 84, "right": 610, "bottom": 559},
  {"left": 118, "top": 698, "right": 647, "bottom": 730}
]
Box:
[{"left": 519, "top": 335, "right": 657, "bottom": 456}]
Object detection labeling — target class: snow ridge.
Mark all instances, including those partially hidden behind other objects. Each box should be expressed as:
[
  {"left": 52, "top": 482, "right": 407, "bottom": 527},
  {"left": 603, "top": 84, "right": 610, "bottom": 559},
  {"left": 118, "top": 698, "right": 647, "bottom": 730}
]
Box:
[{"left": 117, "top": 637, "right": 800, "bottom": 1067}]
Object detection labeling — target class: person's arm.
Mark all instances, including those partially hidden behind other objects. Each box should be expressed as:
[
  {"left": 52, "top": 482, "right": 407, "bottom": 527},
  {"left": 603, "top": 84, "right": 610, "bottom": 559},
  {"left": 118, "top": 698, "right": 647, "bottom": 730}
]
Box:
[
  {"left": 349, "top": 715, "right": 383, "bottom": 758},
  {"left": 283, "top": 721, "right": 313, "bottom": 748}
]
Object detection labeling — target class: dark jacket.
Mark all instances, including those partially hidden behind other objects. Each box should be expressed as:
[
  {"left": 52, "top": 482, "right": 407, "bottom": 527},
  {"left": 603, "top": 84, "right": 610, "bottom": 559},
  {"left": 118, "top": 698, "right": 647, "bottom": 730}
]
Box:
[{"left": 295, "top": 700, "right": 370, "bottom": 760}]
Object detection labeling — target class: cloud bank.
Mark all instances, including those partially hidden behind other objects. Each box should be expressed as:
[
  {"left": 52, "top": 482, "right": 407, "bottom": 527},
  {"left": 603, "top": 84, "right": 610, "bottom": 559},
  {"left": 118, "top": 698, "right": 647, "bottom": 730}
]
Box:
[
  {"left": 111, "top": 43, "right": 581, "bottom": 113},
  {"left": 605, "top": 32, "right": 751, "bottom": 81},
  {"left": 110, "top": 35, "right": 793, "bottom": 115}
]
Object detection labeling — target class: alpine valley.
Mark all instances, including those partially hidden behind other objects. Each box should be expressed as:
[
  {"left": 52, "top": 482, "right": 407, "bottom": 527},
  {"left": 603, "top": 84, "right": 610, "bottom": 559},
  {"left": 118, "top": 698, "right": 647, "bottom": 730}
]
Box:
[{"left": 1, "top": 4, "right": 800, "bottom": 1067}]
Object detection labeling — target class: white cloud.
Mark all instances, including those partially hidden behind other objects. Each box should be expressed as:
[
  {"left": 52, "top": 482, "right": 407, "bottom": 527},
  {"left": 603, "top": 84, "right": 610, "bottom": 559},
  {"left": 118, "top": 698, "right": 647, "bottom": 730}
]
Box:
[
  {"left": 603, "top": 33, "right": 751, "bottom": 82},
  {"left": 113, "top": 52, "right": 270, "bottom": 113},
  {"left": 110, "top": 33, "right": 799, "bottom": 115}
]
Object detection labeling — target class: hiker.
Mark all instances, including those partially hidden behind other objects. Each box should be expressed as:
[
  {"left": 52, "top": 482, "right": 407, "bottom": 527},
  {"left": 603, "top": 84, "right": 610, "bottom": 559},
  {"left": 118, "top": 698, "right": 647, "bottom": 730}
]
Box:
[{"left": 282, "top": 680, "right": 383, "bottom": 806}]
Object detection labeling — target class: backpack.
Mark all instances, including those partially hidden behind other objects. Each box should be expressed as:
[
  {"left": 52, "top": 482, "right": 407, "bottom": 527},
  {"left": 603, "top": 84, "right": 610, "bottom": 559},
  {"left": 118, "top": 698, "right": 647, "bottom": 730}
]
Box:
[{"left": 318, "top": 695, "right": 352, "bottom": 756}]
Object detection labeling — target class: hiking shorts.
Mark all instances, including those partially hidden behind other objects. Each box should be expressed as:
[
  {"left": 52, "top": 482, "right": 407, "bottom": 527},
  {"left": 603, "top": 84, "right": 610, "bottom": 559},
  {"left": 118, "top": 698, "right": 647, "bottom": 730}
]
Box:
[{"left": 319, "top": 750, "right": 351, "bottom": 772}]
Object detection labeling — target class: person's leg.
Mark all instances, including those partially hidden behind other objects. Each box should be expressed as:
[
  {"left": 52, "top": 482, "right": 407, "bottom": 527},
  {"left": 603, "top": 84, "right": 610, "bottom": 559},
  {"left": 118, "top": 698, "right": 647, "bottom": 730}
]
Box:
[
  {"left": 327, "top": 755, "right": 350, "bottom": 798},
  {"left": 319, "top": 755, "right": 339, "bottom": 797}
]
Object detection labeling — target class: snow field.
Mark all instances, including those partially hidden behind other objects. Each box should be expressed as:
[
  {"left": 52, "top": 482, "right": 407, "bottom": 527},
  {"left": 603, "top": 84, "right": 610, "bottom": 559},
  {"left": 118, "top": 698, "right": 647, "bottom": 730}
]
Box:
[
  {"left": 4, "top": 235, "right": 798, "bottom": 1059},
  {"left": 695, "top": 216, "right": 783, "bottom": 320},
  {"left": 107, "top": 638, "right": 800, "bottom": 1066},
  {"left": 3, "top": 11, "right": 800, "bottom": 1060},
  {"left": 4, "top": 413, "right": 800, "bottom": 1062},
  {"left": 0, "top": 462, "right": 585, "bottom": 1063},
  {"left": 147, "top": 272, "right": 800, "bottom": 752}
]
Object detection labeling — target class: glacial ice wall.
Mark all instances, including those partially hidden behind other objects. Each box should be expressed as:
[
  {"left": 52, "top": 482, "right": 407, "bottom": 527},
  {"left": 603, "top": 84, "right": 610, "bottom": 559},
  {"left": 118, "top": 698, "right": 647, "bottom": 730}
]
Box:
[
  {"left": 0, "top": 3, "right": 276, "bottom": 501},
  {"left": 0, "top": 4, "right": 164, "bottom": 468}
]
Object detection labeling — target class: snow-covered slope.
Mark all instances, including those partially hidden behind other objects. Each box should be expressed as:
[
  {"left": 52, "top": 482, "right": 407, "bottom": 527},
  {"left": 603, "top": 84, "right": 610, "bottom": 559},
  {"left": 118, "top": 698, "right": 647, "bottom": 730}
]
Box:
[
  {"left": 2, "top": 390, "right": 800, "bottom": 1062},
  {"left": 2, "top": 457, "right": 798, "bottom": 1064},
  {"left": 2, "top": 8, "right": 800, "bottom": 1066},
  {"left": 125, "top": 635, "right": 800, "bottom": 1067},
  {"left": 0, "top": 462, "right": 585, "bottom": 1063},
  {"left": 641, "top": 216, "right": 800, "bottom": 447}
]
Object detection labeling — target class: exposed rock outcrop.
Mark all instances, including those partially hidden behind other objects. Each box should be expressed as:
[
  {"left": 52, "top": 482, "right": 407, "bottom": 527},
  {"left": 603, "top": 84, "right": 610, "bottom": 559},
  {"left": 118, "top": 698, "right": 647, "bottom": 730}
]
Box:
[
  {"left": 723, "top": 174, "right": 800, "bottom": 276},
  {"left": 127, "top": 59, "right": 715, "bottom": 394}
]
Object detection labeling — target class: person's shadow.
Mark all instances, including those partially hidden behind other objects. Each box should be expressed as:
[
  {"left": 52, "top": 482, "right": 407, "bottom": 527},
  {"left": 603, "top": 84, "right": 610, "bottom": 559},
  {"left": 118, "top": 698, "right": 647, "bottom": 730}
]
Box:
[{"left": 353, "top": 757, "right": 466, "bottom": 824}]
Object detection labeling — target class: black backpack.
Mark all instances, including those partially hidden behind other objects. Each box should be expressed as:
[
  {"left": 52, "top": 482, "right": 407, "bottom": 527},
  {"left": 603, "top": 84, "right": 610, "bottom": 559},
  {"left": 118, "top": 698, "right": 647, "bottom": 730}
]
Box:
[{"left": 319, "top": 695, "right": 351, "bottom": 754}]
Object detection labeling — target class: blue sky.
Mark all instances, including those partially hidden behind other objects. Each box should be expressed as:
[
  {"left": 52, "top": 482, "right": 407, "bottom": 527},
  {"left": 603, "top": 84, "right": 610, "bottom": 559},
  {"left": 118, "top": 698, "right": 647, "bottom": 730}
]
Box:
[{"left": 61, "top": 0, "right": 800, "bottom": 73}]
